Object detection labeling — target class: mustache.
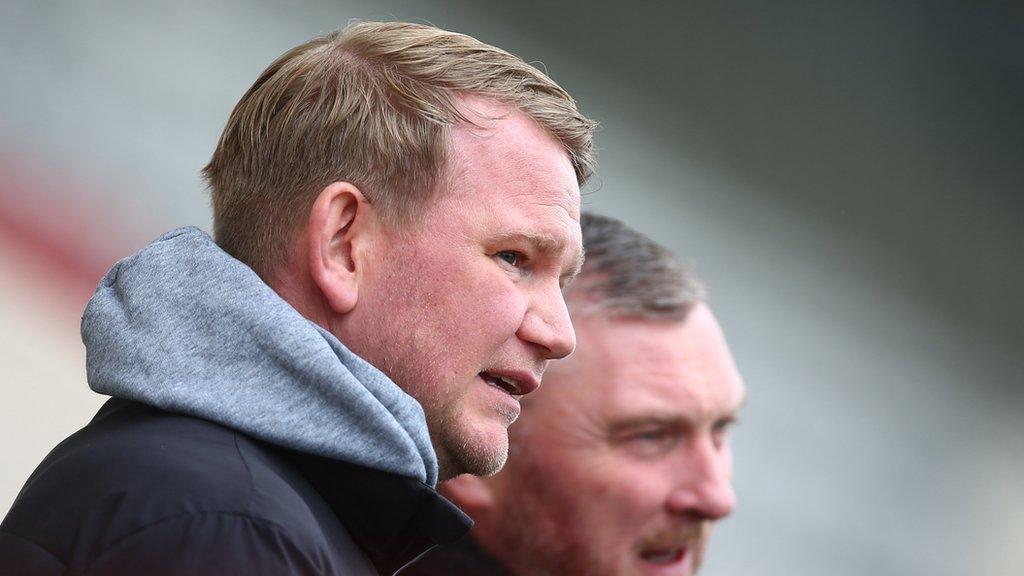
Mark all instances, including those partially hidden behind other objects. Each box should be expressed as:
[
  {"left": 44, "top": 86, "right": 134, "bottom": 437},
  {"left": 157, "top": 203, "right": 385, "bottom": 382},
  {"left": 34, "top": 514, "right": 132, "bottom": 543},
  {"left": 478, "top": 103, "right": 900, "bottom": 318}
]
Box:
[{"left": 635, "top": 521, "right": 710, "bottom": 551}]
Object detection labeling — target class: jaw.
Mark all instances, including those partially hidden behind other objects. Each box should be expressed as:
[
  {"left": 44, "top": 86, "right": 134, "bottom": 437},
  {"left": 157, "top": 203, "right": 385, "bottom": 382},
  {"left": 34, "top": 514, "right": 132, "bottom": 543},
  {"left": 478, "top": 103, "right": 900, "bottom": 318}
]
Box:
[
  {"left": 431, "top": 380, "right": 515, "bottom": 480},
  {"left": 436, "top": 427, "right": 509, "bottom": 480}
]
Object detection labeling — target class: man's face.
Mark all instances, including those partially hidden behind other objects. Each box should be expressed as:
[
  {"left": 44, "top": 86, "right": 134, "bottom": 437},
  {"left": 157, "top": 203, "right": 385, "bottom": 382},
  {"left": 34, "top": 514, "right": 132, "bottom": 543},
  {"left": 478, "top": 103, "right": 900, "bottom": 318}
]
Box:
[
  {"left": 481, "top": 304, "right": 745, "bottom": 576},
  {"left": 340, "top": 98, "right": 582, "bottom": 479}
]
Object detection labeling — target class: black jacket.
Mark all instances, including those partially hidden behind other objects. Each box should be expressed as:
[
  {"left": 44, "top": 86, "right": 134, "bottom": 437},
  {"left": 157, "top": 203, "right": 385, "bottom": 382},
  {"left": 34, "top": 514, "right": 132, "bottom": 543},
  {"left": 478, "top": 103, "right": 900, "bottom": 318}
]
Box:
[
  {"left": 0, "top": 399, "right": 471, "bottom": 575},
  {"left": 403, "top": 536, "right": 511, "bottom": 576}
]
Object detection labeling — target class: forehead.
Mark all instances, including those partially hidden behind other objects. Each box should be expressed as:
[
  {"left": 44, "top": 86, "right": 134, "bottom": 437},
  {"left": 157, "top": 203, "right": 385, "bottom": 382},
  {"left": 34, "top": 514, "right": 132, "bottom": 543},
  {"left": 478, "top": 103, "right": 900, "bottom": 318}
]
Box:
[
  {"left": 446, "top": 97, "right": 580, "bottom": 215},
  {"left": 539, "top": 306, "right": 745, "bottom": 424},
  {"left": 427, "top": 97, "right": 582, "bottom": 264}
]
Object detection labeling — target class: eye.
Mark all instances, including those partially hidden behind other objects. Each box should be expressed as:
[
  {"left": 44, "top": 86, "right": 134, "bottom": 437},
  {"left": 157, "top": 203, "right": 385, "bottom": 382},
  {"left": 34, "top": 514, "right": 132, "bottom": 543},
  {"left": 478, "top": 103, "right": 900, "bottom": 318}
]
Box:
[
  {"left": 711, "top": 417, "right": 738, "bottom": 449},
  {"left": 631, "top": 429, "right": 668, "bottom": 442},
  {"left": 496, "top": 250, "right": 524, "bottom": 267},
  {"left": 621, "top": 428, "right": 679, "bottom": 459}
]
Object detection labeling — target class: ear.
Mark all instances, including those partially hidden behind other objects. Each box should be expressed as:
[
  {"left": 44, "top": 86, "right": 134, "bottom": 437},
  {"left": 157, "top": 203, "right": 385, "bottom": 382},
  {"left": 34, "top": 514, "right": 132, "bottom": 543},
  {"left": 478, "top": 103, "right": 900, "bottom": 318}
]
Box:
[
  {"left": 307, "top": 181, "right": 374, "bottom": 315},
  {"left": 441, "top": 474, "right": 496, "bottom": 515}
]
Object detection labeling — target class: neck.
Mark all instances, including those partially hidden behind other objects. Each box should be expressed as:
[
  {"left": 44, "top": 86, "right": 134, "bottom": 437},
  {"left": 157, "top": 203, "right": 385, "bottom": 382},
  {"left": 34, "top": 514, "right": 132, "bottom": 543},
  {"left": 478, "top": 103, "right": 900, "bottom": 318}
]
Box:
[{"left": 265, "top": 261, "right": 336, "bottom": 332}]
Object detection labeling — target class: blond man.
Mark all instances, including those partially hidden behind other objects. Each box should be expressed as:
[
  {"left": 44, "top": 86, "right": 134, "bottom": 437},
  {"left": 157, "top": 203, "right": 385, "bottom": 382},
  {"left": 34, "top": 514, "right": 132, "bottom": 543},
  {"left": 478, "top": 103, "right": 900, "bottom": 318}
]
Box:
[{"left": 1, "top": 22, "right": 595, "bottom": 576}]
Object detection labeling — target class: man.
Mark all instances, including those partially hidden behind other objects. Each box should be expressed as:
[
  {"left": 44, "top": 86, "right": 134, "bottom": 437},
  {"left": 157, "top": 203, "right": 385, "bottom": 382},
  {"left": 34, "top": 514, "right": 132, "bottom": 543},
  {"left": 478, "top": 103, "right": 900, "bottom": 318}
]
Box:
[
  {"left": 0, "top": 22, "right": 595, "bottom": 575},
  {"left": 408, "top": 212, "right": 746, "bottom": 576}
]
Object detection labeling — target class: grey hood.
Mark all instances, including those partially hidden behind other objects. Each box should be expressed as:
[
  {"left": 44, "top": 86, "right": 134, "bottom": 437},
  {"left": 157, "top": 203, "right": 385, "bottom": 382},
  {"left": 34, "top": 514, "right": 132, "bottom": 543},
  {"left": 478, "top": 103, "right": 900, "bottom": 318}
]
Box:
[{"left": 82, "top": 227, "right": 439, "bottom": 486}]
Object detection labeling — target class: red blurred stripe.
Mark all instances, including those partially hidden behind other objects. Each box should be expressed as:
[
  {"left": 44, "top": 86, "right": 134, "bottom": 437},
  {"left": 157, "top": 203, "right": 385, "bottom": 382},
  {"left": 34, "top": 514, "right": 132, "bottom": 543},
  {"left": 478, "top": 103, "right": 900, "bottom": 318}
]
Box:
[{"left": 0, "top": 155, "right": 127, "bottom": 312}]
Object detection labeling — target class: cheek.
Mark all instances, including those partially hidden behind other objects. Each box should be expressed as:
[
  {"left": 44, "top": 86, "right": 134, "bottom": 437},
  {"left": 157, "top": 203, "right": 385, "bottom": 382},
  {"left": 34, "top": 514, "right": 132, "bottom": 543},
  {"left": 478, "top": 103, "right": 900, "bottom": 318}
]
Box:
[
  {"left": 580, "top": 461, "right": 676, "bottom": 528},
  {"left": 374, "top": 251, "right": 528, "bottom": 377},
  {"left": 555, "top": 457, "right": 660, "bottom": 519},
  {"left": 437, "top": 267, "right": 529, "bottom": 350}
]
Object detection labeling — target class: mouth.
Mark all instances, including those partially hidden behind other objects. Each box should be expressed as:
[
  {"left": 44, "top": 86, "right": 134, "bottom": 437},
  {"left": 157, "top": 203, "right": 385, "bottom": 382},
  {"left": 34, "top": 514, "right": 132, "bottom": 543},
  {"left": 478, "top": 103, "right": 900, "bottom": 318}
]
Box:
[
  {"left": 638, "top": 545, "right": 688, "bottom": 572},
  {"left": 480, "top": 372, "right": 523, "bottom": 395},
  {"left": 479, "top": 370, "right": 539, "bottom": 396}
]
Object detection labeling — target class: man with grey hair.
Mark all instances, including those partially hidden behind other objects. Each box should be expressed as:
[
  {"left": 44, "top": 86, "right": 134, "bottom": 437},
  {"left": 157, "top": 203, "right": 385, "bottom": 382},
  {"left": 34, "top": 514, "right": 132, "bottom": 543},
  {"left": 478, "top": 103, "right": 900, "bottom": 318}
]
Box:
[
  {"left": 407, "top": 212, "right": 747, "bottom": 576},
  {"left": 1, "top": 21, "right": 594, "bottom": 575}
]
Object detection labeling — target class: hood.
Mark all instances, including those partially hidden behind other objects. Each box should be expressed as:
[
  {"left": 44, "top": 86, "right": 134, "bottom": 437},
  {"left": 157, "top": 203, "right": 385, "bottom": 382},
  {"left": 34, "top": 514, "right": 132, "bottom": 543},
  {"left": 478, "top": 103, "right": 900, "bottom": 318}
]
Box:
[{"left": 81, "top": 227, "right": 439, "bottom": 486}]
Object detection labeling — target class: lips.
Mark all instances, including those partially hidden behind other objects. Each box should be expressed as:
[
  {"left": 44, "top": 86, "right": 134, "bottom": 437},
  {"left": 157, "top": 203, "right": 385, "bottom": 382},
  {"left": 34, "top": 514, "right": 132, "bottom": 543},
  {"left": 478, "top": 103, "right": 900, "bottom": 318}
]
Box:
[
  {"left": 639, "top": 546, "right": 686, "bottom": 566},
  {"left": 479, "top": 369, "right": 540, "bottom": 396},
  {"left": 636, "top": 544, "right": 692, "bottom": 576},
  {"left": 636, "top": 529, "right": 705, "bottom": 575}
]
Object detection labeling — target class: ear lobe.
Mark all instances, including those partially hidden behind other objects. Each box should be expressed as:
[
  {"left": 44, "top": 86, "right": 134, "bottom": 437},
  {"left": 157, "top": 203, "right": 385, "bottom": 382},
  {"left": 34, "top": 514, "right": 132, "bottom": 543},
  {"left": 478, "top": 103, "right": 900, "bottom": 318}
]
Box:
[
  {"left": 307, "top": 181, "right": 370, "bottom": 315},
  {"left": 441, "top": 474, "right": 495, "bottom": 514}
]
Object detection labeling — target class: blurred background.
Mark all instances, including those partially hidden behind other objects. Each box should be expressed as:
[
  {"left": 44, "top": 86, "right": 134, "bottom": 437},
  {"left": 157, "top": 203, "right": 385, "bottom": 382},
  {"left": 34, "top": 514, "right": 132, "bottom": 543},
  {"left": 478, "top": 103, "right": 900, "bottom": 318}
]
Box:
[{"left": 1, "top": 1, "right": 1021, "bottom": 574}]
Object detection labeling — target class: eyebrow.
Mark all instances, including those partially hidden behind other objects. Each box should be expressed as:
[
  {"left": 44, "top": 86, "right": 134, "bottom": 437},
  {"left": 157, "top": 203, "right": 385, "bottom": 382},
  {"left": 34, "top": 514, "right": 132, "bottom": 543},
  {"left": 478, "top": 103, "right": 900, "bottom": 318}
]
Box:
[
  {"left": 608, "top": 414, "right": 689, "bottom": 434},
  {"left": 491, "top": 231, "right": 585, "bottom": 282},
  {"left": 608, "top": 394, "right": 747, "bottom": 434}
]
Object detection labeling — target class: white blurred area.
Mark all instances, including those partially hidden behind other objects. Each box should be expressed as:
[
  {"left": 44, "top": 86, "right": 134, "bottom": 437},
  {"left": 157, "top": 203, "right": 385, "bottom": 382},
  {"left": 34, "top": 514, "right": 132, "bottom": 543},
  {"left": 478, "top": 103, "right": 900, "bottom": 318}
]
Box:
[
  {"left": 0, "top": 238, "right": 105, "bottom": 504},
  {"left": 2, "top": 2, "right": 1021, "bottom": 575}
]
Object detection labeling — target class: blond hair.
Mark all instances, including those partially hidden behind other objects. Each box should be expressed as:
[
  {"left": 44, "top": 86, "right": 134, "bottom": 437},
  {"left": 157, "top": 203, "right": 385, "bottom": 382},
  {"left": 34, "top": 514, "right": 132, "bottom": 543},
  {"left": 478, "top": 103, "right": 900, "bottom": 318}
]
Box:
[{"left": 202, "top": 21, "right": 597, "bottom": 278}]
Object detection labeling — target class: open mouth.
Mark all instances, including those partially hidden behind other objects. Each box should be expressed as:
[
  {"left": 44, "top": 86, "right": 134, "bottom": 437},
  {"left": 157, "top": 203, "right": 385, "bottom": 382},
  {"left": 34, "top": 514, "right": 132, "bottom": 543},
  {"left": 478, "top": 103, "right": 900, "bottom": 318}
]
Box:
[
  {"left": 480, "top": 372, "right": 522, "bottom": 395},
  {"left": 639, "top": 546, "right": 687, "bottom": 568}
]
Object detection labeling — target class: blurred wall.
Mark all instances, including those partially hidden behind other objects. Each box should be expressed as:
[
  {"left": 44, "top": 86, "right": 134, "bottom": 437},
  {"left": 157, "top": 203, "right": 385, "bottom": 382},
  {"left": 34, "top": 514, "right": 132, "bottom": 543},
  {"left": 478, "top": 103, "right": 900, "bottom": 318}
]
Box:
[{"left": 1, "top": 2, "right": 1021, "bottom": 575}]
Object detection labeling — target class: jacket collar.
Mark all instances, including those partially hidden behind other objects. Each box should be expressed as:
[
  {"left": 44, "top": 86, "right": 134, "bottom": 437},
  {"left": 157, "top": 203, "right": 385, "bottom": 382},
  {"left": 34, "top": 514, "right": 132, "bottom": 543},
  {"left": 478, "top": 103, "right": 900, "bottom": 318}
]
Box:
[
  {"left": 284, "top": 450, "right": 472, "bottom": 575},
  {"left": 402, "top": 533, "right": 513, "bottom": 576}
]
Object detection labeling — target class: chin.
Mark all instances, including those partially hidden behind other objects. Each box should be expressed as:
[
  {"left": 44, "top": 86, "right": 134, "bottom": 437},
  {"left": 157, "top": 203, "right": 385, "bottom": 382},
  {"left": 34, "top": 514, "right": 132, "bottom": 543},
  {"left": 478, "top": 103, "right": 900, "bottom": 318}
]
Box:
[{"left": 440, "top": 420, "right": 510, "bottom": 478}]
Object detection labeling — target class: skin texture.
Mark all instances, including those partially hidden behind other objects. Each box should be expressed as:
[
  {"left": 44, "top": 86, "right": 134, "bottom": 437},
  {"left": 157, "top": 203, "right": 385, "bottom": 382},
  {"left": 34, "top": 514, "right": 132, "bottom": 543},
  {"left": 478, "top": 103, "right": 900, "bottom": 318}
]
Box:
[
  {"left": 456, "top": 303, "right": 746, "bottom": 576},
  {"left": 315, "top": 98, "right": 584, "bottom": 481}
]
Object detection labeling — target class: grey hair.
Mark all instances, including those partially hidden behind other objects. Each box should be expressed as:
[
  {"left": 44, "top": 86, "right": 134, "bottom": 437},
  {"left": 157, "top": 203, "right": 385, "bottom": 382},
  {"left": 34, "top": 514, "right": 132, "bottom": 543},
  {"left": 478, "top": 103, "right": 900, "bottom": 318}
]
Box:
[{"left": 569, "top": 212, "right": 706, "bottom": 321}]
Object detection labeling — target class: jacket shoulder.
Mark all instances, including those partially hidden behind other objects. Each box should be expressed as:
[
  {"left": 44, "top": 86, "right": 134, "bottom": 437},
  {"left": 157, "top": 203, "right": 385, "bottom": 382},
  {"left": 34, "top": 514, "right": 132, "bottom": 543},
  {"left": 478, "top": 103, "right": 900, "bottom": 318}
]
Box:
[
  {"left": 81, "top": 511, "right": 374, "bottom": 576},
  {"left": 1, "top": 400, "right": 373, "bottom": 575}
]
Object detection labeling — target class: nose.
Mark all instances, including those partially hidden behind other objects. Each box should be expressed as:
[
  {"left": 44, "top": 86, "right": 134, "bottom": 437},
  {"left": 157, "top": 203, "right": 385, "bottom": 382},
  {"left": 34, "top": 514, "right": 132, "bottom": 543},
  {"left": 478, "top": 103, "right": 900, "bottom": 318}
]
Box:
[
  {"left": 516, "top": 282, "right": 576, "bottom": 360},
  {"left": 666, "top": 435, "right": 736, "bottom": 521}
]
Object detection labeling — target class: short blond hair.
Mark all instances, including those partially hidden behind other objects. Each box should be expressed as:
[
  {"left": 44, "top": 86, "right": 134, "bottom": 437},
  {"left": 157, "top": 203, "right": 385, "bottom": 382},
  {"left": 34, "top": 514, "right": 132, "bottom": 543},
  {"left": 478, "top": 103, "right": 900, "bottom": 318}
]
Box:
[{"left": 203, "top": 21, "right": 597, "bottom": 278}]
